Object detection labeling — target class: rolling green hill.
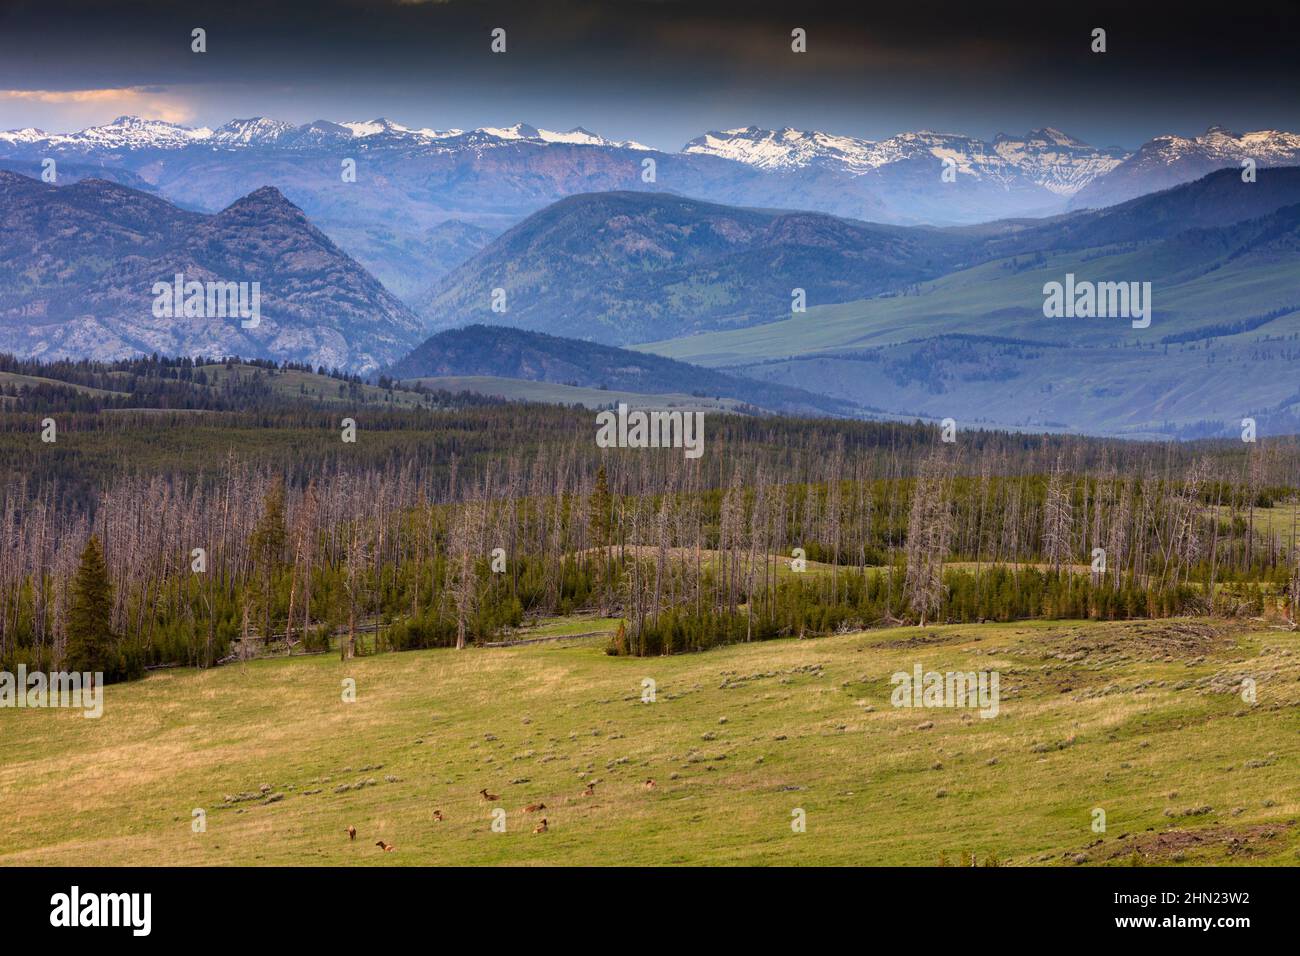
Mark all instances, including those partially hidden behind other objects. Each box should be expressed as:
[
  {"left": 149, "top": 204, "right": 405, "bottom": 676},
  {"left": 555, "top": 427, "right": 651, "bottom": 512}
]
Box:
[
  {"left": 0, "top": 369, "right": 127, "bottom": 399},
  {"left": 639, "top": 194, "right": 1300, "bottom": 437},
  {"left": 2, "top": 616, "right": 1294, "bottom": 866},
  {"left": 388, "top": 324, "right": 858, "bottom": 416}
]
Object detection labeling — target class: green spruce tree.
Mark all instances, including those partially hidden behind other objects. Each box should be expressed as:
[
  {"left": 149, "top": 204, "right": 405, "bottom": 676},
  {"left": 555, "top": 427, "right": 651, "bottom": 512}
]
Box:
[{"left": 66, "top": 535, "right": 114, "bottom": 676}]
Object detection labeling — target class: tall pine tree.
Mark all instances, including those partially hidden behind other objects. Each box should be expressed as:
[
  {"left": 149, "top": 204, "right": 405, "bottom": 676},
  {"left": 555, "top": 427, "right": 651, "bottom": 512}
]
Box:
[{"left": 66, "top": 535, "right": 114, "bottom": 677}]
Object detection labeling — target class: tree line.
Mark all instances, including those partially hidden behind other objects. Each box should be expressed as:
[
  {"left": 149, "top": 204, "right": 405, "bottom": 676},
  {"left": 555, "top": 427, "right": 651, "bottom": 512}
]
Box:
[{"left": 3, "top": 405, "right": 1299, "bottom": 675}]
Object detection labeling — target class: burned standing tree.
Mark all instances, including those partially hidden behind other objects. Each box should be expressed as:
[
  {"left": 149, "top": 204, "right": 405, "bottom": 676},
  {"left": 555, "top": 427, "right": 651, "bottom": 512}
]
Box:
[
  {"left": 904, "top": 452, "right": 953, "bottom": 627},
  {"left": 447, "top": 500, "right": 482, "bottom": 650},
  {"left": 1042, "top": 455, "right": 1073, "bottom": 574}
]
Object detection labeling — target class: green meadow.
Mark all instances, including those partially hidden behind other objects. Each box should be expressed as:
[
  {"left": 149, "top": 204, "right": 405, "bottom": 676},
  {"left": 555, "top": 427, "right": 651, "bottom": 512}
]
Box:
[{"left": 2, "top": 617, "right": 1296, "bottom": 866}]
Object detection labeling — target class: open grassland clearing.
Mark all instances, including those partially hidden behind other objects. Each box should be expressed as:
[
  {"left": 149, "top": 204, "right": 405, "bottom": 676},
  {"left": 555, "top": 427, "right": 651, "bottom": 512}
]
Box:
[{"left": 1, "top": 616, "right": 1296, "bottom": 866}]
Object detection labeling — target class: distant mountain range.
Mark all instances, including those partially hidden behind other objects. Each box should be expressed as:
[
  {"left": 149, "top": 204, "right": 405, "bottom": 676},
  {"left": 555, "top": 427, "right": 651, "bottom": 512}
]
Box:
[
  {"left": 684, "top": 125, "right": 1120, "bottom": 192},
  {"left": 0, "top": 168, "right": 860, "bottom": 412},
  {"left": 5, "top": 115, "right": 1299, "bottom": 305},
  {"left": 0, "top": 115, "right": 654, "bottom": 152},
  {"left": 683, "top": 125, "right": 1129, "bottom": 221},
  {"left": 0, "top": 171, "right": 421, "bottom": 373},
  {"left": 6, "top": 113, "right": 1300, "bottom": 437}
]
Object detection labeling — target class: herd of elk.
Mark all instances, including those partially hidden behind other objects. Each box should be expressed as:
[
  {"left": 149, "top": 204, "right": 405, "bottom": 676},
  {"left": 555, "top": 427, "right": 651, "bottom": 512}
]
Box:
[{"left": 346, "top": 779, "right": 662, "bottom": 848}]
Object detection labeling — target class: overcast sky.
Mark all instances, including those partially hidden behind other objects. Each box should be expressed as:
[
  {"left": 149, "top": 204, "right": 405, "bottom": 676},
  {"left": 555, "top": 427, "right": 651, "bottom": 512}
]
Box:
[{"left": 2, "top": 0, "right": 1299, "bottom": 151}]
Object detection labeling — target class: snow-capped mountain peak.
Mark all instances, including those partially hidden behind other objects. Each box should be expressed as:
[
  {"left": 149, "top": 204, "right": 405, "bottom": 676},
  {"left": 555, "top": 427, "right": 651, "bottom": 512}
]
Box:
[
  {"left": 1142, "top": 126, "right": 1300, "bottom": 161},
  {"left": 464, "top": 122, "right": 649, "bottom": 149},
  {"left": 1068, "top": 125, "right": 1300, "bottom": 208},
  {"left": 1022, "top": 127, "right": 1089, "bottom": 148},
  {"left": 476, "top": 122, "right": 541, "bottom": 141},
  {"left": 38, "top": 114, "right": 215, "bottom": 150},
  {"left": 683, "top": 125, "right": 1127, "bottom": 194},
  {"left": 0, "top": 126, "right": 48, "bottom": 146},
  {"left": 682, "top": 126, "right": 885, "bottom": 173},
  {"left": 340, "top": 117, "right": 411, "bottom": 138},
  {"left": 209, "top": 116, "right": 298, "bottom": 146},
  {"left": 538, "top": 125, "right": 609, "bottom": 145}
]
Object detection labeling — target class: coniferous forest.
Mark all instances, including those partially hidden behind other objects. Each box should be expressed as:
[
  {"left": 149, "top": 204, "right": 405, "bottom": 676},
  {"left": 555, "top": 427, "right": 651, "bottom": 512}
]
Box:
[{"left": 3, "top": 357, "right": 1297, "bottom": 682}]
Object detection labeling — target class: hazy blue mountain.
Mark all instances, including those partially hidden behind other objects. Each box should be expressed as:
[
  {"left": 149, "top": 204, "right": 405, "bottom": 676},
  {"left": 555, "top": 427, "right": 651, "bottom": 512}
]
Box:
[
  {"left": 0, "top": 158, "right": 160, "bottom": 192},
  {"left": 421, "top": 191, "right": 983, "bottom": 344},
  {"left": 639, "top": 172, "right": 1300, "bottom": 437},
  {"left": 990, "top": 167, "right": 1300, "bottom": 254},
  {"left": 0, "top": 171, "right": 422, "bottom": 373},
  {"left": 10, "top": 115, "right": 1298, "bottom": 310}
]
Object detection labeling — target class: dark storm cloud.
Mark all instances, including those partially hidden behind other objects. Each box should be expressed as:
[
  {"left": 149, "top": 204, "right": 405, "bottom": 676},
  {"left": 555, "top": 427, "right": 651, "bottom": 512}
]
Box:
[{"left": 2, "top": 1, "right": 1298, "bottom": 148}]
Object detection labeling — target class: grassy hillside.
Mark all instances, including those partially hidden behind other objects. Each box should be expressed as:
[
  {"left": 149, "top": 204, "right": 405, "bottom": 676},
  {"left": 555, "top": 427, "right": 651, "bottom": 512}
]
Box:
[
  {"left": 387, "top": 324, "right": 857, "bottom": 416},
  {"left": 197, "top": 363, "right": 434, "bottom": 408},
  {"left": 3, "top": 617, "right": 1295, "bottom": 866},
  {"left": 0, "top": 369, "right": 127, "bottom": 399},
  {"left": 638, "top": 211, "right": 1300, "bottom": 436},
  {"left": 639, "top": 233, "right": 1300, "bottom": 365}
]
